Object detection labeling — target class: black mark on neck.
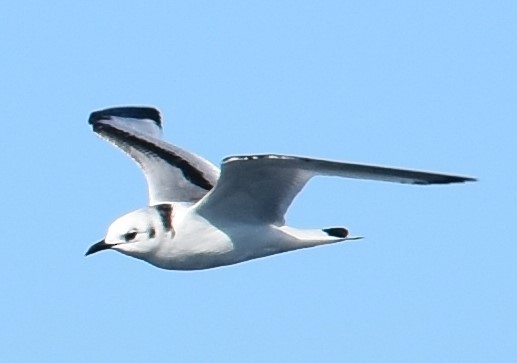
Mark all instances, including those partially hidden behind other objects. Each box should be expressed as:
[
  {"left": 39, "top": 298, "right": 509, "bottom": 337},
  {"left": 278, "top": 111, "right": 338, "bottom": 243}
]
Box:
[{"left": 155, "top": 204, "right": 173, "bottom": 232}]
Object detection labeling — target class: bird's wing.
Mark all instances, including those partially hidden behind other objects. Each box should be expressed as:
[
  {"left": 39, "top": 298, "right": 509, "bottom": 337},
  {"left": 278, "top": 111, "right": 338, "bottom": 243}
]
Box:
[
  {"left": 89, "top": 106, "right": 220, "bottom": 204},
  {"left": 194, "top": 154, "right": 476, "bottom": 225}
]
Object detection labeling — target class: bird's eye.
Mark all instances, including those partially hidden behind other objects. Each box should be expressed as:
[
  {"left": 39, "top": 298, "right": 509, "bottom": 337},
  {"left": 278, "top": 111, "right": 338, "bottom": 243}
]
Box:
[{"left": 124, "top": 231, "right": 138, "bottom": 241}]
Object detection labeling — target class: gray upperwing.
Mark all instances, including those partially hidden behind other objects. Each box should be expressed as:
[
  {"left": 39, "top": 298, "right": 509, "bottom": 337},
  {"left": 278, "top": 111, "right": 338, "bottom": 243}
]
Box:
[
  {"left": 89, "top": 106, "right": 220, "bottom": 205},
  {"left": 195, "top": 154, "right": 476, "bottom": 225},
  {"left": 274, "top": 155, "right": 477, "bottom": 185}
]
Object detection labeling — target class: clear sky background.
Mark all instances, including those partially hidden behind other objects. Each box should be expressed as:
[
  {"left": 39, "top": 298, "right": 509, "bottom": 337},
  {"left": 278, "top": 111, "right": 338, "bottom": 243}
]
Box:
[{"left": 0, "top": 1, "right": 514, "bottom": 362}]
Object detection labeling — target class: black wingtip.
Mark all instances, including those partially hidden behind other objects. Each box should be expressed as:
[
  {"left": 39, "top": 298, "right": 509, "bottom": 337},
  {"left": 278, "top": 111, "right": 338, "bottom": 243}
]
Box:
[
  {"left": 323, "top": 227, "right": 349, "bottom": 238},
  {"left": 88, "top": 106, "right": 161, "bottom": 127},
  {"left": 462, "top": 176, "right": 478, "bottom": 183},
  {"left": 414, "top": 175, "right": 478, "bottom": 185}
]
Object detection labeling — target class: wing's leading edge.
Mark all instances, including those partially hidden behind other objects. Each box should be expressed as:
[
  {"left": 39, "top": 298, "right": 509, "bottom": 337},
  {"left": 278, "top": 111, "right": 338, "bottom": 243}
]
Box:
[{"left": 89, "top": 106, "right": 220, "bottom": 204}]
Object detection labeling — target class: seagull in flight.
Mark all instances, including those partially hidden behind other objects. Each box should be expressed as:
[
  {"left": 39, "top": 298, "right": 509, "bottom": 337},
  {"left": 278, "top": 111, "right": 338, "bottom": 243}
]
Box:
[{"left": 85, "top": 106, "right": 475, "bottom": 270}]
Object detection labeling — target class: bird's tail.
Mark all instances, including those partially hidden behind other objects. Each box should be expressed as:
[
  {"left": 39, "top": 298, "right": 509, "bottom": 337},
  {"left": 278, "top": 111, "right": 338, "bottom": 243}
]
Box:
[{"left": 280, "top": 226, "right": 363, "bottom": 247}]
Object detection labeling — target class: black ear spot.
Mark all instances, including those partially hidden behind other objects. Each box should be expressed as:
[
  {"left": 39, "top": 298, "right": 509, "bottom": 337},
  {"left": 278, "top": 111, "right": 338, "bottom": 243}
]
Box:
[
  {"left": 323, "top": 227, "right": 349, "bottom": 238},
  {"left": 149, "top": 228, "right": 156, "bottom": 238}
]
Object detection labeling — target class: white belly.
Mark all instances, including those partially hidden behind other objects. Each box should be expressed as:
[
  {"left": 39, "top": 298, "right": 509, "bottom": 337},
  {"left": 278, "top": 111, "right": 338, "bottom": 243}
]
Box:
[{"left": 150, "top": 212, "right": 292, "bottom": 270}]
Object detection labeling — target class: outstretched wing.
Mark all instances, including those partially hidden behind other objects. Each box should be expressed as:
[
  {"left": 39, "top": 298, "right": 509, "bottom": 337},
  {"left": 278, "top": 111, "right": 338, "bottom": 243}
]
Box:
[
  {"left": 194, "top": 154, "right": 476, "bottom": 225},
  {"left": 89, "top": 106, "right": 220, "bottom": 204}
]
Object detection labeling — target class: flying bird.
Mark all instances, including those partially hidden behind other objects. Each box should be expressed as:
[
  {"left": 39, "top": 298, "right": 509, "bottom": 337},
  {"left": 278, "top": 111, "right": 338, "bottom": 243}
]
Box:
[{"left": 85, "top": 106, "right": 475, "bottom": 270}]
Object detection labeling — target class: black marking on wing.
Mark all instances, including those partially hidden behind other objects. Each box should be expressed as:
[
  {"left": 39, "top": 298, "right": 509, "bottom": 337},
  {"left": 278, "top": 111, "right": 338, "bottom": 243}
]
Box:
[
  {"left": 89, "top": 106, "right": 162, "bottom": 128},
  {"left": 155, "top": 204, "right": 173, "bottom": 232},
  {"left": 222, "top": 154, "right": 304, "bottom": 163},
  {"left": 93, "top": 123, "right": 214, "bottom": 191},
  {"left": 323, "top": 227, "right": 349, "bottom": 238}
]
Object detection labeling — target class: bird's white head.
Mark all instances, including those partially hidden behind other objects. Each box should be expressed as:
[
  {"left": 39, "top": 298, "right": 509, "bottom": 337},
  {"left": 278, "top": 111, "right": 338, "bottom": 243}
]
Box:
[{"left": 86, "top": 205, "right": 173, "bottom": 259}]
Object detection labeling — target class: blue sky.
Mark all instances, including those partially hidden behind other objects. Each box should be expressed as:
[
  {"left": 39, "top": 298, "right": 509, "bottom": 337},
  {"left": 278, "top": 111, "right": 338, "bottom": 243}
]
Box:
[{"left": 0, "top": 1, "right": 514, "bottom": 362}]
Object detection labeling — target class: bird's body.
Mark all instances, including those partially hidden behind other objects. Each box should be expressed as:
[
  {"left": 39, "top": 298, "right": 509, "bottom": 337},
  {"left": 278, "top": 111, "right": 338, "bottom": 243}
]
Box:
[
  {"left": 85, "top": 106, "right": 475, "bottom": 270},
  {"left": 105, "top": 202, "right": 350, "bottom": 270}
]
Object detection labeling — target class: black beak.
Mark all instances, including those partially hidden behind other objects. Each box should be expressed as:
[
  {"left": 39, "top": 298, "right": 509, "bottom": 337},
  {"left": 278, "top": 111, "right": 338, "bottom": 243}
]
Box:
[{"left": 85, "top": 240, "right": 115, "bottom": 256}]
